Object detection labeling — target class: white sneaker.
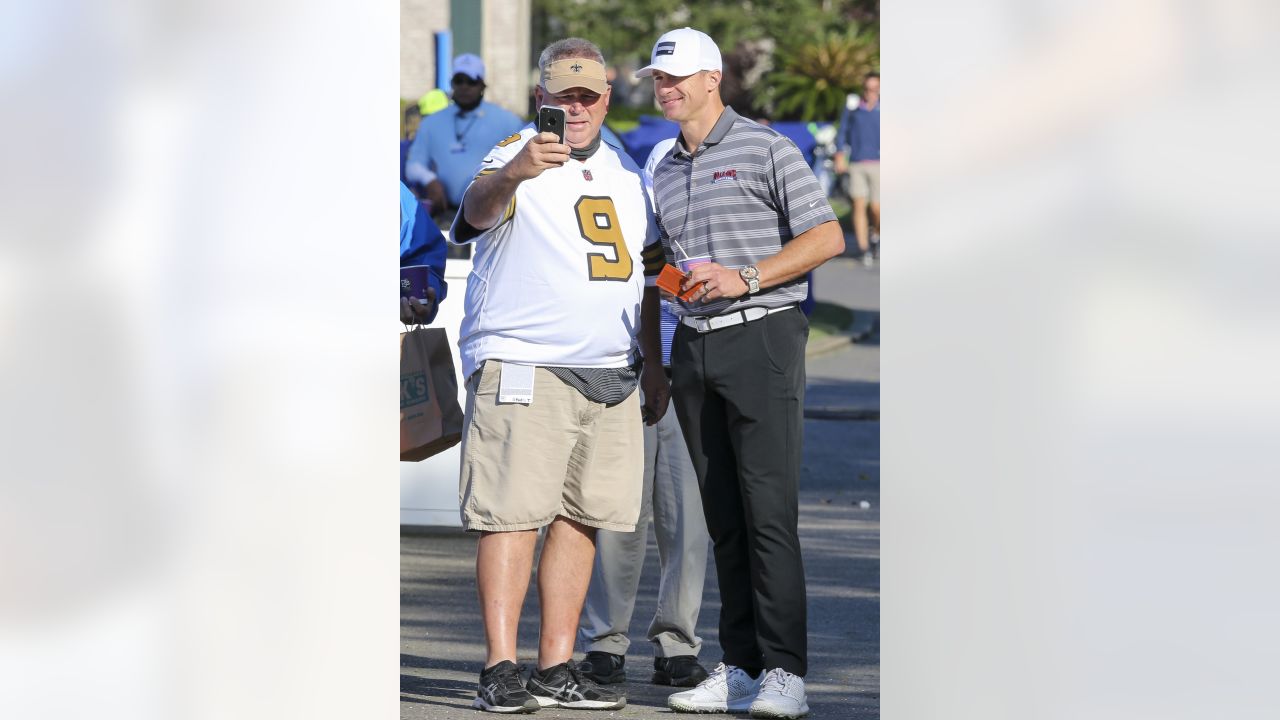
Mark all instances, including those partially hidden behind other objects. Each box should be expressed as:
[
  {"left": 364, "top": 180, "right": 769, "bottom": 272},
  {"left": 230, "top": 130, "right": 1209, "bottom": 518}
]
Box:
[
  {"left": 749, "top": 668, "right": 809, "bottom": 718},
  {"left": 667, "top": 662, "right": 762, "bottom": 713}
]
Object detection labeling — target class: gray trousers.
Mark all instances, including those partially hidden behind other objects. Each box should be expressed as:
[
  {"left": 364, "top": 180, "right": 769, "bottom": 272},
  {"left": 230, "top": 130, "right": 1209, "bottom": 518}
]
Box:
[{"left": 578, "top": 391, "right": 710, "bottom": 658}]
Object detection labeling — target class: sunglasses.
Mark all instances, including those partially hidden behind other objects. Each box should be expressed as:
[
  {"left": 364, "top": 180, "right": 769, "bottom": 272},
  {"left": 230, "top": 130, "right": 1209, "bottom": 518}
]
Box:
[{"left": 451, "top": 75, "right": 482, "bottom": 87}]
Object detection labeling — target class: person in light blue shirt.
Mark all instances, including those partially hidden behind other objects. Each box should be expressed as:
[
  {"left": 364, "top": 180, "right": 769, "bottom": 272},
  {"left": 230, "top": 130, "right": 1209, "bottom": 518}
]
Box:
[
  {"left": 400, "top": 181, "right": 448, "bottom": 324},
  {"left": 404, "top": 54, "right": 524, "bottom": 223}
]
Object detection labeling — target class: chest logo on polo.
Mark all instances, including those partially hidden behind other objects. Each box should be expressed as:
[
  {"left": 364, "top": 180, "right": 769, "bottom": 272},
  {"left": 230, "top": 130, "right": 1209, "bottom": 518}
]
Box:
[
  {"left": 582, "top": 169, "right": 593, "bottom": 181},
  {"left": 712, "top": 169, "right": 738, "bottom": 183}
]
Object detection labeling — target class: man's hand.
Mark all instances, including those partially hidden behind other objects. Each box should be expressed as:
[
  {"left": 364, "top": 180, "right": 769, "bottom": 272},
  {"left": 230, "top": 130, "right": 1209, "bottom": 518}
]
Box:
[
  {"left": 506, "top": 132, "right": 571, "bottom": 181},
  {"left": 424, "top": 180, "right": 447, "bottom": 213},
  {"left": 834, "top": 152, "right": 849, "bottom": 174},
  {"left": 400, "top": 286, "right": 437, "bottom": 325},
  {"left": 682, "top": 262, "right": 749, "bottom": 304},
  {"left": 640, "top": 361, "right": 670, "bottom": 426}
]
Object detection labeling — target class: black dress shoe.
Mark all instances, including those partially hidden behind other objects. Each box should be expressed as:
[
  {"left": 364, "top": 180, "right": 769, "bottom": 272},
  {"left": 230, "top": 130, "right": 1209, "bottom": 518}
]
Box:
[
  {"left": 652, "top": 655, "right": 709, "bottom": 687},
  {"left": 577, "top": 650, "right": 626, "bottom": 684}
]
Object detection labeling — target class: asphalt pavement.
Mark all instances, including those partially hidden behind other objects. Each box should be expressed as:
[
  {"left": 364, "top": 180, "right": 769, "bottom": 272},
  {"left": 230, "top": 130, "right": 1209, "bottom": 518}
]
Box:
[{"left": 401, "top": 251, "right": 879, "bottom": 719}]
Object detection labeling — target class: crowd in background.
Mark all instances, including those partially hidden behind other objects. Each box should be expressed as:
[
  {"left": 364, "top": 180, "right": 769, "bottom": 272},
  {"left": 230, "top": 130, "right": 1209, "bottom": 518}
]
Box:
[{"left": 399, "top": 56, "right": 880, "bottom": 268}]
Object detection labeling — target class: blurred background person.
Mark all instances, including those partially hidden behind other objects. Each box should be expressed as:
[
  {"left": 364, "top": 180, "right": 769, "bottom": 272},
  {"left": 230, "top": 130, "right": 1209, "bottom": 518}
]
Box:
[
  {"left": 402, "top": 89, "right": 449, "bottom": 191},
  {"left": 404, "top": 53, "right": 523, "bottom": 225},
  {"left": 418, "top": 87, "right": 450, "bottom": 117},
  {"left": 400, "top": 181, "right": 447, "bottom": 325},
  {"left": 835, "top": 72, "right": 880, "bottom": 267},
  {"left": 578, "top": 136, "right": 711, "bottom": 693},
  {"left": 401, "top": 104, "right": 421, "bottom": 190}
]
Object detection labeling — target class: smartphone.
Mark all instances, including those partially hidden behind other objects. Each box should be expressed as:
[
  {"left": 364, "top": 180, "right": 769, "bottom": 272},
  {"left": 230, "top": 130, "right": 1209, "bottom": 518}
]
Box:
[{"left": 537, "top": 105, "right": 566, "bottom": 143}]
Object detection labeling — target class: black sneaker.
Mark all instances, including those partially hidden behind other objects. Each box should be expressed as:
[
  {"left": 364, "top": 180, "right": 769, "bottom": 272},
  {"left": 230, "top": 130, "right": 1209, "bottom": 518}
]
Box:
[
  {"left": 653, "top": 655, "right": 709, "bottom": 687},
  {"left": 578, "top": 651, "right": 626, "bottom": 684},
  {"left": 527, "top": 662, "right": 626, "bottom": 710},
  {"left": 472, "top": 660, "right": 540, "bottom": 714}
]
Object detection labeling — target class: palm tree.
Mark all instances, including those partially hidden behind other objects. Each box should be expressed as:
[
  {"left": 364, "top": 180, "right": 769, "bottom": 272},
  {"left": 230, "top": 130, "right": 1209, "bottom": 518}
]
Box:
[{"left": 766, "top": 28, "right": 879, "bottom": 121}]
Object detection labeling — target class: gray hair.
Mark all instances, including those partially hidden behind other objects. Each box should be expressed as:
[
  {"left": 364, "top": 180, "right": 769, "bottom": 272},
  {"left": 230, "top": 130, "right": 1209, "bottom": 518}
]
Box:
[{"left": 537, "top": 37, "right": 606, "bottom": 71}]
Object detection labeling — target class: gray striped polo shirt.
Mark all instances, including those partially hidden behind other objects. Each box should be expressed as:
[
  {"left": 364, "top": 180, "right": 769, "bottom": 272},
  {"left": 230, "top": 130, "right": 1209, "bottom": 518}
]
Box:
[{"left": 644, "top": 107, "right": 838, "bottom": 318}]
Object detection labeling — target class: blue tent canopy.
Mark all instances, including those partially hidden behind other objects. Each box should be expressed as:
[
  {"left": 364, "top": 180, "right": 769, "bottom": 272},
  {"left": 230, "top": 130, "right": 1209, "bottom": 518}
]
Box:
[{"left": 617, "top": 115, "right": 679, "bottom": 168}]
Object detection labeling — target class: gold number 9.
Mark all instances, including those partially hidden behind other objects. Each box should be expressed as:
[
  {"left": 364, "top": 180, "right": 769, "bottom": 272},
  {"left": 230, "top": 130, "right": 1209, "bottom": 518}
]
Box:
[{"left": 575, "top": 196, "right": 633, "bottom": 281}]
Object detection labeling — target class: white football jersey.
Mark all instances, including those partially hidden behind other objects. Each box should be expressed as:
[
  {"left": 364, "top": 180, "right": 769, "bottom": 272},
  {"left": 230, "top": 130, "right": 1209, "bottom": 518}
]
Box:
[
  {"left": 642, "top": 137, "right": 678, "bottom": 202},
  {"left": 450, "top": 127, "right": 659, "bottom": 379}
]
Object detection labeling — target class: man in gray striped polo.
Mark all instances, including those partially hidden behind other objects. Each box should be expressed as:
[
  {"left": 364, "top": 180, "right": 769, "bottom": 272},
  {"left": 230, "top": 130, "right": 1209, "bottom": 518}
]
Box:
[{"left": 637, "top": 27, "right": 845, "bottom": 719}]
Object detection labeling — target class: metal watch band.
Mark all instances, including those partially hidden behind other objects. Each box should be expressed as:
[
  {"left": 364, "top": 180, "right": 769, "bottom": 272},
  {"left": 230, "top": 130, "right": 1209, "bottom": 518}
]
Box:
[{"left": 740, "top": 265, "right": 761, "bottom": 294}]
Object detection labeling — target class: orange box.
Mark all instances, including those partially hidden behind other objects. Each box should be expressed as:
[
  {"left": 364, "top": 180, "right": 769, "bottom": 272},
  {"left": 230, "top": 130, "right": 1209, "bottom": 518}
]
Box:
[{"left": 656, "top": 264, "right": 704, "bottom": 302}]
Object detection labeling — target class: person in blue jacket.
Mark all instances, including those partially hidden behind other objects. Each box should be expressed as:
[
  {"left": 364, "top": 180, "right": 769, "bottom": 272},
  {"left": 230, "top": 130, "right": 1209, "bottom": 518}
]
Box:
[{"left": 400, "top": 181, "right": 448, "bottom": 324}]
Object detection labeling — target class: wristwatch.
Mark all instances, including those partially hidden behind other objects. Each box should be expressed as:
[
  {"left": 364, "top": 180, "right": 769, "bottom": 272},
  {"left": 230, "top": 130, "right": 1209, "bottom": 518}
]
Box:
[{"left": 739, "top": 265, "right": 761, "bottom": 295}]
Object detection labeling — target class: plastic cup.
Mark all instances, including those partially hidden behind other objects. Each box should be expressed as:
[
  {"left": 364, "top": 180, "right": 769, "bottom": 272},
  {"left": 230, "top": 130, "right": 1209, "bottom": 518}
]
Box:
[
  {"left": 400, "top": 264, "right": 440, "bottom": 299},
  {"left": 677, "top": 257, "right": 711, "bottom": 301}
]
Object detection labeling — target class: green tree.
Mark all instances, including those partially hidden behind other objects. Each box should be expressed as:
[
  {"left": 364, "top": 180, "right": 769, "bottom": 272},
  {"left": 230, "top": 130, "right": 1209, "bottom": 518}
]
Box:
[
  {"left": 532, "top": 0, "right": 879, "bottom": 119},
  {"left": 533, "top": 0, "right": 685, "bottom": 69},
  {"left": 765, "top": 28, "right": 879, "bottom": 121}
]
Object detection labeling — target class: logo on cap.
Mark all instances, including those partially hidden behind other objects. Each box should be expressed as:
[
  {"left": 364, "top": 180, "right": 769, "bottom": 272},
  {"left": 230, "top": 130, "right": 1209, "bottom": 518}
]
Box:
[
  {"left": 571, "top": 62, "right": 583, "bottom": 72},
  {"left": 655, "top": 41, "right": 676, "bottom": 57}
]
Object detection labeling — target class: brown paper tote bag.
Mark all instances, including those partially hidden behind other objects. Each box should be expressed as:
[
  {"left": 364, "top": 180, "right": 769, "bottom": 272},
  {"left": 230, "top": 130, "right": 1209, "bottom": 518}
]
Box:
[{"left": 400, "top": 327, "right": 463, "bottom": 461}]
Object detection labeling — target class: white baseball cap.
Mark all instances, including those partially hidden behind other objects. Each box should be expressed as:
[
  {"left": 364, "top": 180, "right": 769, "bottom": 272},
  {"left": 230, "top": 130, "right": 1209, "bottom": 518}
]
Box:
[
  {"left": 635, "top": 27, "right": 722, "bottom": 79},
  {"left": 452, "top": 53, "right": 485, "bottom": 82}
]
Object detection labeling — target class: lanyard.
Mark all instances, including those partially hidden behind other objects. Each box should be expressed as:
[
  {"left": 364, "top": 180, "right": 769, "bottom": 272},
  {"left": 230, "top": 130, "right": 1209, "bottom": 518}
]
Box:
[{"left": 454, "top": 110, "right": 479, "bottom": 143}]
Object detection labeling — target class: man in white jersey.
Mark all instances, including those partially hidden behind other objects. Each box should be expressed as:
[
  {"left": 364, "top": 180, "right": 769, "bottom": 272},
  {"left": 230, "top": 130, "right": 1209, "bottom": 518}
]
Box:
[{"left": 449, "top": 37, "right": 667, "bottom": 714}]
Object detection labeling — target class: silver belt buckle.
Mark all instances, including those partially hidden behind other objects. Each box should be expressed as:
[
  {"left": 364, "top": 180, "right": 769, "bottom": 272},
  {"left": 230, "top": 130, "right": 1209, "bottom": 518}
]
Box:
[
  {"left": 682, "top": 315, "right": 712, "bottom": 333},
  {"left": 686, "top": 308, "right": 758, "bottom": 333}
]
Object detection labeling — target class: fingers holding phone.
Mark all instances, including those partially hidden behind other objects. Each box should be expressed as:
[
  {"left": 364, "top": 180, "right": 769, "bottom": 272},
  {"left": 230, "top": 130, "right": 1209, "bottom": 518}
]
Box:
[
  {"left": 512, "top": 106, "right": 570, "bottom": 179},
  {"left": 527, "top": 132, "right": 570, "bottom": 168}
]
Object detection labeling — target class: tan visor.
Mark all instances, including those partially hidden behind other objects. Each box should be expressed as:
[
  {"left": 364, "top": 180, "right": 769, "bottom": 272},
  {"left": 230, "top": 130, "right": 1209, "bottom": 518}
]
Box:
[{"left": 541, "top": 58, "right": 609, "bottom": 95}]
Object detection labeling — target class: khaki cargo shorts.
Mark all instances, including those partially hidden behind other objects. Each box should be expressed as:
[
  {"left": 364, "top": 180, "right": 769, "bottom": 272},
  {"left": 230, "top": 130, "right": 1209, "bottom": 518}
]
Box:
[
  {"left": 849, "top": 160, "right": 880, "bottom": 202},
  {"left": 458, "top": 360, "right": 644, "bottom": 532}
]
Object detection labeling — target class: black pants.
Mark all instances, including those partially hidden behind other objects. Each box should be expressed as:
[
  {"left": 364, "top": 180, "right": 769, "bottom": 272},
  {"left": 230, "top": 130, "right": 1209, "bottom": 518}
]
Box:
[{"left": 670, "top": 307, "right": 808, "bottom": 676}]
